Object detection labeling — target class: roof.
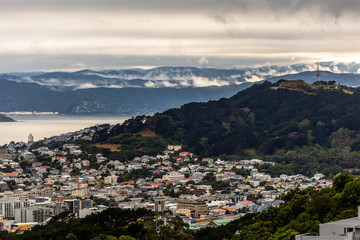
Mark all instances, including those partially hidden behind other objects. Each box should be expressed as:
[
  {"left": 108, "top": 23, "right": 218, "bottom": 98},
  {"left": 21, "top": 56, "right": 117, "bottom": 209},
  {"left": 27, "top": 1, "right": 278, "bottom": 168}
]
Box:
[
  {"left": 57, "top": 196, "right": 68, "bottom": 201},
  {"left": 221, "top": 206, "right": 236, "bottom": 211},
  {"left": 149, "top": 183, "right": 164, "bottom": 186},
  {"left": 214, "top": 217, "right": 239, "bottom": 225},
  {"left": 320, "top": 217, "right": 360, "bottom": 228},
  {"left": 122, "top": 181, "right": 135, "bottom": 185},
  {"left": 4, "top": 173, "right": 18, "bottom": 177}
]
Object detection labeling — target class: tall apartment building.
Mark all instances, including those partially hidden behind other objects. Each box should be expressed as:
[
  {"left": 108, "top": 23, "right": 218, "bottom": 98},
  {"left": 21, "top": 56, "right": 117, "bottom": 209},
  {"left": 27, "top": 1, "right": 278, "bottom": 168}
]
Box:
[
  {"left": 63, "top": 199, "right": 93, "bottom": 216},
  {"left": 176, "top": 200, "right": 209, "bottom": 218},
  {"left": 154, "top": 198, "right": 166, "bottom": 212},
  {"left": 0, "top": 199, "right": 31, "bottom": 219},
  {"left": 15, "top": 207, "right": 53, "bottom": 223}
]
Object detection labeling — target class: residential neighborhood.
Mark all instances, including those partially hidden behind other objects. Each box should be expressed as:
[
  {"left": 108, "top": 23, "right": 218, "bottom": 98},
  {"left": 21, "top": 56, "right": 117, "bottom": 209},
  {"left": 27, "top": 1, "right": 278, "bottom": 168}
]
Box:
[{"left": 0, "top": 127, "right": 333, "bottom": 232}]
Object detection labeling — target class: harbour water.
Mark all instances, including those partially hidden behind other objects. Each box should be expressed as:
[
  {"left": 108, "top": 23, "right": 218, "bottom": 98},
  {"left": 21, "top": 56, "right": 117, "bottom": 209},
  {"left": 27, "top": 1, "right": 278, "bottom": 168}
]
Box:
[{"left": 0, "top": 115, "right": 131, "bottom": 145}]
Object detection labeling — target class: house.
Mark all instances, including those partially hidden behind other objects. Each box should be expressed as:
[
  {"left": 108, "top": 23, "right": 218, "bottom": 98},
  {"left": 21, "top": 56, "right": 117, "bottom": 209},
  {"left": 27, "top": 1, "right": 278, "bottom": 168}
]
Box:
[
  {"left": 82, "top": 160, "right": 90, "bottom": 166},
  {"left": 2, "top": 172, "right": 18, "bottom": 180},
  {"left": 179, "top": 152, "right": 193, "bottom": 158},
  {"left": 104, "top": 175, "right": 118, "bottom": 185},
  {"left": 163, "top": 172, "right": 185, "bottom": 182},
  {"left": 167, "top": 145, "right": 182, "bottom": 151}
]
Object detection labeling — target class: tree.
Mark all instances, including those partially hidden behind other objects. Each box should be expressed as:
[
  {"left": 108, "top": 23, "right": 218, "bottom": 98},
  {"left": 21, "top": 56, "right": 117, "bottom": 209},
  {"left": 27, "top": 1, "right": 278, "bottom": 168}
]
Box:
[
  {"left": 119, "top": 236, "right": 136, "bottom": 240},
  {"left": 7, "top": 180, "right": 17, "bottom": 191},
  {"left": 185, "top": 180, "right": 195, "bottom": 185},
  {"left": 339, "top": 179, "right": 360, "bottom": 207},
  {"left": 91, "top": 235, "right": 118, "bottom": 240},
  {"left": 330, "top": 128, "right": 357, "bottom": 150},
  {"left": 66, "top": 233, "right": 78, "bottom": 240},
  {"left": 333, "top": 173, "right": 353, "bottom": 193}
]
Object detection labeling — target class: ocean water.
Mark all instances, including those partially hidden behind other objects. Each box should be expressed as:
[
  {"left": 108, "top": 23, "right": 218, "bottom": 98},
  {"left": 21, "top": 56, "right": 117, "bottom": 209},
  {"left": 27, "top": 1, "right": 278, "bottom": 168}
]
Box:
[{"left": 0, "top": 115, "right": 131, "bottom": 145}]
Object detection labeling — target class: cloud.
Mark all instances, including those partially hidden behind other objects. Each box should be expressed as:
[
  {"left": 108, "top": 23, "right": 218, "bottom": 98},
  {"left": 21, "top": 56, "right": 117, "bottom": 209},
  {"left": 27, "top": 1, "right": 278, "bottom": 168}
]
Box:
[
  {"left": 244, "top": 75, "right": 263, "bottom": 83},
  {"left": 5, "top": 61, "right": 360, "bottom": 90},
  {"left": 198, "top": 57, "right": 209, "bottom": 65},
  {"left": 74, "top": 83, "right": 99, "bottom": 89},
  {"left": 192, "top": 76, "right": 230, "bottom": 87},
  {"left": 71, "top": 62, "right": 86, "bottom": 68}
]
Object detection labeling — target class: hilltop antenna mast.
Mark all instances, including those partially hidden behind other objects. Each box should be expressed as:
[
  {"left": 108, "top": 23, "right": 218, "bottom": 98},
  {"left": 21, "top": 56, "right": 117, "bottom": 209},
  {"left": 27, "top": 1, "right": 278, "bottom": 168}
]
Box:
[{"left": 316, "top": 62, "right": 320, "bottom": 82}]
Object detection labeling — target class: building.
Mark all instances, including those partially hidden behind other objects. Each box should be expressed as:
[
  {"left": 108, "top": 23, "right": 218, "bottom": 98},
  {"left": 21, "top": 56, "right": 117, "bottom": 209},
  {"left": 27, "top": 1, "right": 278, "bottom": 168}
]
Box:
[
  {"left": 28, "top": 134, "right": 34, "bottom": 144},
  {"left": 167, "top": 145, "right": 182, "bottom": 151},
  {"left": 15, "top": 207, "right": 53, "bottom": 223},
  {"left": 64, "top": 199, "right": 81, "bottom": 216},
  {"left": 78, "top": 207, "right": 102, "bottom": 218},
  {"left": 0, "top": 148, "right": 7, "bottom": 159},
  {"left": 163, "top": 172, "right": 185, "bottom": 182},
  {"left": 104, "top": 175, "right": 118, "bottom": 185},
  {"left": 177, "top": 200, "right": 209, "bottom": 218},
  {"left": 71, "top": 189, "right": 89, "bottom": 198},
  {"left": 0, "top": 199, "right": 31, "bottom": 219},
  {"left": 63, "top": 199, "right": 93, "bottom": 216},
  {"left": 296, "top": 207, "right": 360, "bottom": 240},
  {"left": 176, "top": 208, "right": 192, "bottom": 218},
  {"left": 154, "top": 198, "right": 166, "bottom": 212}
]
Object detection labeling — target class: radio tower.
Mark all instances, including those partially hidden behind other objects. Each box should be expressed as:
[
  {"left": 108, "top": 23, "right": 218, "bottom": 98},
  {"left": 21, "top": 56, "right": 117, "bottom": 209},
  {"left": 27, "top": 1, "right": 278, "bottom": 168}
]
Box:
[{"left": 316, "top": 62, "right": 320, "bottom": 82}]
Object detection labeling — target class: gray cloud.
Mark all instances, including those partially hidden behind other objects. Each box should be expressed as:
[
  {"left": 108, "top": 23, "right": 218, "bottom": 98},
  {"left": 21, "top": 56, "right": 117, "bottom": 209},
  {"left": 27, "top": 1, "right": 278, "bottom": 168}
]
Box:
[
  {"left": 3, "top": 0, "right": 360, "bottom": 17},
  {"left": 1, "top": 0, "right": 360, "bottom": 71}
]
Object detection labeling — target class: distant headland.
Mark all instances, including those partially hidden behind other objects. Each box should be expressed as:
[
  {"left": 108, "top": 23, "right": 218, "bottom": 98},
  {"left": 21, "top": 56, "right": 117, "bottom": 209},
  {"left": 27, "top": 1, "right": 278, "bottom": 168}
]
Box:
[{"left": 0, "top": 114, "right": 15, "bottom": 122}]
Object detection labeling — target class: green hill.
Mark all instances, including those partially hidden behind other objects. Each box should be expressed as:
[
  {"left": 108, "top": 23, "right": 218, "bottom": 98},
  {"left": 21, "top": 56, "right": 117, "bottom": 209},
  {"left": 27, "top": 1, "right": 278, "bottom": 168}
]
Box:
[
  {"left": 94, "top": 80, "right": 360, "bottom": 176},
  {"left": 101, "top": 80, "right": 359, "bottom": 154}
]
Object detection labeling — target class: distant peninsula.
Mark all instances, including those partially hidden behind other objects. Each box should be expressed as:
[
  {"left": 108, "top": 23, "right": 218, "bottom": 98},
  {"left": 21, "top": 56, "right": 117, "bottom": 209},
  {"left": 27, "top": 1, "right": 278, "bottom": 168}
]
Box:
[{"left": 0, "top": 114, "right": 15, "bottom": 122}]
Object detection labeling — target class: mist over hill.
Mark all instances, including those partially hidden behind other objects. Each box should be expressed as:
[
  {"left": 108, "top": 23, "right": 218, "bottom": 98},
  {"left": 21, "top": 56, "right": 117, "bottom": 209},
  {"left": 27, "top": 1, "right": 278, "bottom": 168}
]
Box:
[
  {"left": 2, "top": 61, "right": 360, "bottom": 114},
  {"left": 2, "top": 61, "right": 360, "bottom": 90},
  {"left": 0, "top": 78, "right": 253, "bottom": 114}
]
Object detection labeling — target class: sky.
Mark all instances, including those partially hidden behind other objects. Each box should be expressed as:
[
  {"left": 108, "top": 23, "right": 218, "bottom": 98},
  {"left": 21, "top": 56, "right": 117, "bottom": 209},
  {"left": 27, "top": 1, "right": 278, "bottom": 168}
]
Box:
[{"left": 2, "top": 0, "right": 360, "bottom": 72}]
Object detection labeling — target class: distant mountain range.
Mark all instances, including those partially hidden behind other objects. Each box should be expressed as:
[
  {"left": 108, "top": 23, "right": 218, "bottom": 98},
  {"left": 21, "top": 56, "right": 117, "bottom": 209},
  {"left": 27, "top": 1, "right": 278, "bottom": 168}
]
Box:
[
  {"left": 0, "top": 78, "right": 253, "bottom": 114},
  {"left": 2, "top": 61, "right": 360, "bottom": 114},
  {"left": 3, "top": 61, "right": 360, "bottom": 90}
]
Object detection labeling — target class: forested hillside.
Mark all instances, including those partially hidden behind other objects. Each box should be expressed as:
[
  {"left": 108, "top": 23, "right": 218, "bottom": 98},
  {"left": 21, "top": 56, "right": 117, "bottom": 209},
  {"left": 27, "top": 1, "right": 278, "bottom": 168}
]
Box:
[{"left": 93, "top": 80, "right": 360, "bottom": 176}]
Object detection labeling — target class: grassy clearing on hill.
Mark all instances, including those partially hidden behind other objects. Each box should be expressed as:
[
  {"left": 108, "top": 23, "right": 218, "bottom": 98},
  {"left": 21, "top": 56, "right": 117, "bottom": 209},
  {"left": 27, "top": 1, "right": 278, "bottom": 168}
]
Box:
[
  {"left": 93, "top": 143, "right": 122, "bottom": 152},
  {"left": 137, "top": 128, "right": 156, "bottom": 137}
]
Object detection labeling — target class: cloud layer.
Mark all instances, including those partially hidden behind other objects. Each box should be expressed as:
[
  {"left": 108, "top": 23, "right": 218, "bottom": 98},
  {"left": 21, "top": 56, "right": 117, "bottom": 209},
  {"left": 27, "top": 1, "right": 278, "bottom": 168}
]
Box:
[
  {"left": 4, "top": 61, "right": 360, "bottom": 90},
  {"left": 1, "top": 0, "right": 360, "bottom": 71}
]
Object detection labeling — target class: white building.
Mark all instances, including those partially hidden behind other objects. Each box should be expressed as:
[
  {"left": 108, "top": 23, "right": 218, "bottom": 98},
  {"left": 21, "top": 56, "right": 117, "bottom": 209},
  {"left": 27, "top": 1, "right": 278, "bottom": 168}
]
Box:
[
  {"left": 163, "top": 172, "right": 185, "bottom": 182},
  {"left": 15, "top": 207, "right": 53, "bottom": 223},
  {"left": 296, "top": 207, "right": 360, "bottom": 240},
  {"left": 0, "top": 198, "right": 31, "bottom": 219},
  {"left": 104, "top": 175, "right": 118, "bottom": 185}
]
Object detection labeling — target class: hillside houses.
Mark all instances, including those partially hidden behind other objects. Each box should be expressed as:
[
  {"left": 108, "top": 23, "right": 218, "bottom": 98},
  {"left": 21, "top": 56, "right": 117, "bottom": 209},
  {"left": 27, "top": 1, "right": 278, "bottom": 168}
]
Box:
[{"left": 0, "top": 128, "right": 334, "bottom": 232}]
